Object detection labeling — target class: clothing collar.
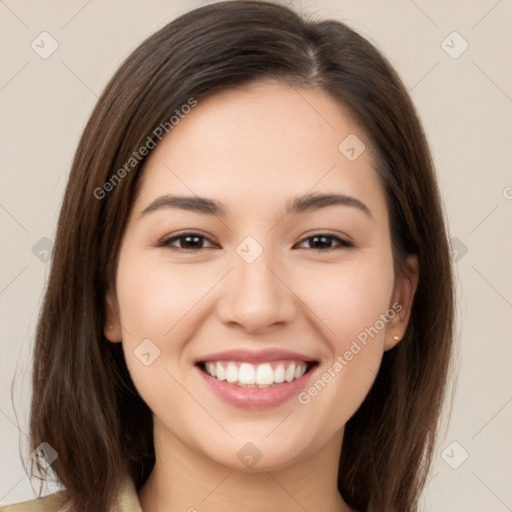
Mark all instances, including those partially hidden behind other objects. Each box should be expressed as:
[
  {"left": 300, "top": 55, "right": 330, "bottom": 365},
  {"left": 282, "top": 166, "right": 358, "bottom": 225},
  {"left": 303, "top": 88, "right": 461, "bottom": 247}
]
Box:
[
  {"left": 110, "top": 477, "right": 143, "bottom": 512},
  {"left": 56, "top": 476, "right": 142, "bottom": 512}
]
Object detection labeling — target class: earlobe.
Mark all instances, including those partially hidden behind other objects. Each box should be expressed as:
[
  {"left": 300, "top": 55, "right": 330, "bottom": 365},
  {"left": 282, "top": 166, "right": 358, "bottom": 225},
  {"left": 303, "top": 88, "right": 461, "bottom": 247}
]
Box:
[
  {"left": 104, "top": 292, "right": 123, "bottom": 343},
  {"left": 385, "top": 254, "right": 419, "bottom": 351}
]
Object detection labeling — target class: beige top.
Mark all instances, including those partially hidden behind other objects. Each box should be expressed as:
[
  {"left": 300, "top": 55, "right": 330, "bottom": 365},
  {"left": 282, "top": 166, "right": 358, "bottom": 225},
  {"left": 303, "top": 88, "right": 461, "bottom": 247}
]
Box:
[{"left": 0, "top": 477, "right": 142, "bottom": 512}]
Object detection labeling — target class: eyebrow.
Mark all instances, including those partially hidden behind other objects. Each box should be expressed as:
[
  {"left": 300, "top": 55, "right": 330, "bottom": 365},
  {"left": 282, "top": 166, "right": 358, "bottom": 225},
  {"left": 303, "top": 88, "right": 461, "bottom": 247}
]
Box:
[{"left": 140, "top": 192, "right": 372, "bottom": 219}]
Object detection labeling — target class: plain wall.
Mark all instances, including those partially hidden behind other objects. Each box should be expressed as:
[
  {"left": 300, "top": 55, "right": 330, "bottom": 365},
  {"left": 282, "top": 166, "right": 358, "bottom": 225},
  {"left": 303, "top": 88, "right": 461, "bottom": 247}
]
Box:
[{"left": 1, "top": 0, "right": 511, "bottom": 509}]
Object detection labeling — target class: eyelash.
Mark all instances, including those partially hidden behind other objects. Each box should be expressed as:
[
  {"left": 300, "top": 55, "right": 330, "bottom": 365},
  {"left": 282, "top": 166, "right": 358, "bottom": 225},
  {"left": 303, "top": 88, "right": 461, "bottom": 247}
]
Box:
[{"left": 158, "top": 231, "right": 354, "bottom": 252}]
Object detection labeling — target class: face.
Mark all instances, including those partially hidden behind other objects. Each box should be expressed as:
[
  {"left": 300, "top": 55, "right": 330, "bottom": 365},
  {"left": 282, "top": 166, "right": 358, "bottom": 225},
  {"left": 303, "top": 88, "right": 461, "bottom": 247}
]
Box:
[{"left": 106, "top": 80, "right": 418, "bottom": 472}]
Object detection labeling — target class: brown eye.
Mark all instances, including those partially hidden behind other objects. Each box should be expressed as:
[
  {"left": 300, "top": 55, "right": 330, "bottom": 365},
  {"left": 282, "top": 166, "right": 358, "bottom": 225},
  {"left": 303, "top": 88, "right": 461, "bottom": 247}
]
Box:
[
  {"left": 296, "top": 234, "right": 353, "bottom": 251},
  {"left": 159, "top": 232, "right": 217, "bottom": 250}
]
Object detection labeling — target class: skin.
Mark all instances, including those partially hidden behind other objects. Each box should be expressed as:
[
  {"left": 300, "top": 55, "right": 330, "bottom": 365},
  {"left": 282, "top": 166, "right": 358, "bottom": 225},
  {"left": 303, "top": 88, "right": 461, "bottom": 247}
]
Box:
[{"left": 105, "top": 80, "right": 419, "bottom": 512}]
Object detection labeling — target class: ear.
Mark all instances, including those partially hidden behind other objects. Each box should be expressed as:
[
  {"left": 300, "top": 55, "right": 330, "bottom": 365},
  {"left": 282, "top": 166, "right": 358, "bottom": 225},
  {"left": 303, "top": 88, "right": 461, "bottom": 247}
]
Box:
[
  {"left": 104, "top": 291, "right": 123, "bottom": 343},
  {"left": 384, "top": 254, "right": 419, "bottom": 351}
]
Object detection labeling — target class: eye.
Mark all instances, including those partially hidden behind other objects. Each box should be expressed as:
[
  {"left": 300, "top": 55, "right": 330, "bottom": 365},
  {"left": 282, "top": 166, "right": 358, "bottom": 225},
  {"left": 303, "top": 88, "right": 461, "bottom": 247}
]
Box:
[
  {"left": 159, "top": 231, "right": 217, "bottom": 250},
  {"left": 158, "top": 231, "right": 354, "bottom": 252},
  {"left": 295, "top": 233, "right": 354, "bottom": 251}
]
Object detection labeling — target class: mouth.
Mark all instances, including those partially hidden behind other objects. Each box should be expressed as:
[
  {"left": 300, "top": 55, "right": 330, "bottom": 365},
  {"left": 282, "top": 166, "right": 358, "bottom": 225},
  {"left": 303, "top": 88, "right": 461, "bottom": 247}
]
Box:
[
  {"left": 196, "top": 359, "right": 318, "bottom": 388},
  {"left": 194, "top": 348, "right": 319, "bottom": 408},
  {"left": 195, "top": 348, "right": 320, "bottom": 410}
]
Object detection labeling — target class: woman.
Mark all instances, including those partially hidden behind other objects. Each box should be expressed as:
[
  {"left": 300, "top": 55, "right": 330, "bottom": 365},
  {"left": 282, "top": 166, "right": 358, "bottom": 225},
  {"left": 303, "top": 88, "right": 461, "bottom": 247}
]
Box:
[{"left": 2, "top": 1, "right": 454, "bottom": 511}]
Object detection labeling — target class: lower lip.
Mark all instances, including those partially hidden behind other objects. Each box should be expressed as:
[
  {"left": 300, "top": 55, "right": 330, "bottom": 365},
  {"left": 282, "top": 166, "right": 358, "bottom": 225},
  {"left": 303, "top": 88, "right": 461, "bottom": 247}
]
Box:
[{"left": 197, "top": 365, "right": 315, "bottom": 409}]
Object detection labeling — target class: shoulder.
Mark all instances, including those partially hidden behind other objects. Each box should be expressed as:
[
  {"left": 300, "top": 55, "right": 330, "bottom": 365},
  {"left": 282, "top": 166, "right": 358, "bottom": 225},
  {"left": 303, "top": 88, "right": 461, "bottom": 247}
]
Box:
[
  {"left": 0, "top": 476, "right": 141, "bottom": 512},
  {"left": 0, "top": 491, "right": 70, "bottom": 512}
]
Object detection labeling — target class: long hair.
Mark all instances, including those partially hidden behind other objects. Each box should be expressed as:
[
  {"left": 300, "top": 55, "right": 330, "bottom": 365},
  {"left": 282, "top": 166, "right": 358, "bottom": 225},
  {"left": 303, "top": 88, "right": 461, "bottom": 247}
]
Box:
[{"left": 29, "top": 1, "right": 454, "bottom": 511}]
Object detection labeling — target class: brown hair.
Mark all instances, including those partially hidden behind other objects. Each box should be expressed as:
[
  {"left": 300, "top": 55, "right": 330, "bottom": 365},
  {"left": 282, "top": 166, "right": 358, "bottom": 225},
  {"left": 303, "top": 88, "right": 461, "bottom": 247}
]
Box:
[{"left": 29, "top": 1, "right": 454, "bottom": 511}]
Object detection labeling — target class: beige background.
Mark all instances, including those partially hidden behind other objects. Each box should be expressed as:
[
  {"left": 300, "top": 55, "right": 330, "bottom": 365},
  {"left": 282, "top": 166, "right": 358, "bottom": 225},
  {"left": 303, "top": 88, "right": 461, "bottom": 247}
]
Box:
[{"left": 1, "top": 0, "right": 511, "bottom": 509}]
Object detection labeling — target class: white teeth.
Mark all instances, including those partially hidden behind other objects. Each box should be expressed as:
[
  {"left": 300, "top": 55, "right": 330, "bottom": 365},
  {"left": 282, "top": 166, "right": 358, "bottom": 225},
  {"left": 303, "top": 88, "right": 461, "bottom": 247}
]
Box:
[
  {"left": 238, "top": 362, "right": 256, "bottom": 385},
  {"left": 206, "top": 362, "right": 216, "bottom": 378},
  {"left": 226, "top": 363, "right": 238, "bottom": 383},
  {"left": 256, "top": 363, "right": 274, "bottom": 385},
  {"left": 274, "top": 363, "right": 285, "bottom": 383},
  {"left": 285, "top": 363, "right": 296, "bottom": 382},
  {"left": 203, "top": 361, "right": 308, "bottom": 387},
  {"left": 215, "top": 363, "right": 226, "bottom": 381}
]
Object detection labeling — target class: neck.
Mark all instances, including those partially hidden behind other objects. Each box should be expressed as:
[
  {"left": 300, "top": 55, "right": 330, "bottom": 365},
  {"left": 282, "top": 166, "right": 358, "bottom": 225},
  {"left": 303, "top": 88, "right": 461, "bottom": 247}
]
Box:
[{"left": 138, "top": 423, "right": 354, "bottom": 512}]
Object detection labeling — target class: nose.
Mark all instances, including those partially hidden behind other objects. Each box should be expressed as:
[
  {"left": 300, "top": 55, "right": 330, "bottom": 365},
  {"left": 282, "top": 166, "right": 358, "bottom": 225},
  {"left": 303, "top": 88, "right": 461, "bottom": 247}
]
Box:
[{"left": 216, "top": 246, "right": 297, "bottom": 334}]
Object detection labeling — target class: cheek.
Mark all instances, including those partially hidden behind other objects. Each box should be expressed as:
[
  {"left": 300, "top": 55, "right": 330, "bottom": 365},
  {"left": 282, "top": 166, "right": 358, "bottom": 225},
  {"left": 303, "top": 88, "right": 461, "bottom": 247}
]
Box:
[
  {"left": 114, "top": 256, "right": 199, "bottom": 426},
  {"left": 115, "top": 255, "right": 214, "bottom": 342},
  {"left": 114, "top": 254, "right": 222, "bottom": 402},
  {"left": 292, "top": 253, "right": 395, "bottom": 423},
  {"left": 295, "top": 253, "right": 395, "bottom": 346}
]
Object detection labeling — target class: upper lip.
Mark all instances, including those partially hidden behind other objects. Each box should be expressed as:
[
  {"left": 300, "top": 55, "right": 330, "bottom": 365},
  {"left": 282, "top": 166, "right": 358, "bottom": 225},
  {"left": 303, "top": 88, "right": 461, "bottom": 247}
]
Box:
[{"left": 196, "top": 348, "right": 317, "bottom": 364}]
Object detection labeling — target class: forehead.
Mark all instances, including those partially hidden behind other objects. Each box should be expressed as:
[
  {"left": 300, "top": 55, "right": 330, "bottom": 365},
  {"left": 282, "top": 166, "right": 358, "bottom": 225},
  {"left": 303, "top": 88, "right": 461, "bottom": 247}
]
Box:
[{"left": 135, "top": 80, "right": 387, "bottom": 220}]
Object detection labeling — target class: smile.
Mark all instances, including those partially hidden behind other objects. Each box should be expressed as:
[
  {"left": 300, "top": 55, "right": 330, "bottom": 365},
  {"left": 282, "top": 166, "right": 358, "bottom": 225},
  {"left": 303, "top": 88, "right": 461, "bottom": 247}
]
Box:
[
  {"left": 199, "top": 360, "right": 313, "bottom": 388},
  {"left": 196, "top": 359, "right": 318, "bottom": 409}
]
